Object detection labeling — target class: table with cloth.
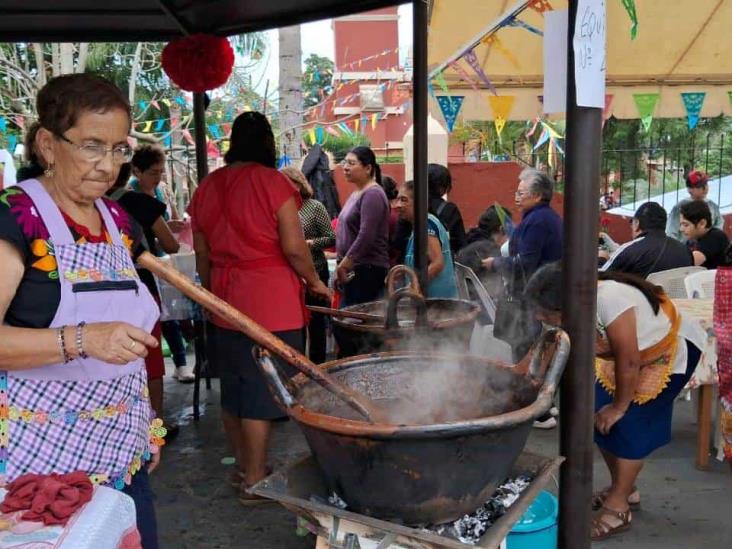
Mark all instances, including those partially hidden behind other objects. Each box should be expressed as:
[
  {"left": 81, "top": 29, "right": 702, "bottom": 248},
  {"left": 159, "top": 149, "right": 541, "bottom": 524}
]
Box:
[
  {"left": 672, "top": 298, "right": 722, "bottom": 469},
  {"left": 0, "top": 486, "right": 139, "bottom": 548}
]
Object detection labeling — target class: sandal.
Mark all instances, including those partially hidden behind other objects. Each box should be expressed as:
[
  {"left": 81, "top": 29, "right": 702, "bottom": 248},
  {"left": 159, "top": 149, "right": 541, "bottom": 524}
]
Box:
[
  {"left": 228, "top": 466, "right": 273, "bottom": 489},
  {"left": 591, "top": 506, "right": 632, "bottom": 541},
  {"left": 238, "top": 482, "right": 275, "bottom": 506},
  {"left": 592, "top": 486, "right": 640, "bottom": 511}
]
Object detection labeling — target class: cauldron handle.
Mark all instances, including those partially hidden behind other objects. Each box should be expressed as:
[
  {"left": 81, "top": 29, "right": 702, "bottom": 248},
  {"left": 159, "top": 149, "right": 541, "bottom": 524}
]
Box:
[
  {"left": 386, "top": 265, "right": 423, "bottom": 297},
  {"left": 253, "top": 348, "right": 297, "bottom": 411},
  {"left": 529, "top": 328, "right": 570, "bottom": 396},
  {"left": 385, "top": 288, "right": 428, "bottom": 330}
]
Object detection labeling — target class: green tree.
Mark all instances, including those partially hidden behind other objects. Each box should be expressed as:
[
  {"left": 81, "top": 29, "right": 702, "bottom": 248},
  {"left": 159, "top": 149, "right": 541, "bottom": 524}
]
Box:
[{"left": 302, "top": 53, "right": 334, "bottom": 108}]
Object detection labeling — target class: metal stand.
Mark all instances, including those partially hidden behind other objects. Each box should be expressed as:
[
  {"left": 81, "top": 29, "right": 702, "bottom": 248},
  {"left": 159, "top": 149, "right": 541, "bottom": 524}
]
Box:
[{"left": 558, "top": 2, "right": 603, "bottom": 548}]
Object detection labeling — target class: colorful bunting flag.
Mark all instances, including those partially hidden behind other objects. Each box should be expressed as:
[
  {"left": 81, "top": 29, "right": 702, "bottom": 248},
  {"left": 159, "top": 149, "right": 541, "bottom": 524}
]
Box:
[
  {"left": 175, "top": 96, "right": 187, "bottom": 106},
  {"left": 632, "top": 93, "right": 659, "bottom": 132},
  {"left": 463, "top": 49, "right": 497, "bottom": 95},
  {"left": 155, "top": 119, "right": 165, "bottom": 132},
  {"left": 208, "top": 124, "right": 221, "bottom": 139},
  {"left": 0, "top": 116, "right": 5, "bottom": 133},
  {"left": 361, "top": 116, "right": 368, "bottom": 133},
  {"left": 353, "top": 118, "right": 360, "bottom": 134},
  {"left": 529, "top": 0, "right": 554, "bottom": 14},
  {"left": 371, "top": 113, "right": 378, "bottom": 130},
  {"left": 326, "top": 126, "right": 340, "bottom": 137},
  {"left": 526, "top": 118, "right": 540, "bottom": 138},
  {"left": 533, "top": 129, "right": 551, "bottom": 150},
  {"left": 161, "top": 99, "right": 171, "bottom": 107},
  {"left": 163, "top": 135, "right": 172, "bottom": 148},
  {"left": 13, "top": 116, "right": 25, "bottom": 130},
  {"left": 315, "top": 126, "right": 324, "bottom": 144},
  {"left": 482, "top": 35, "right": 520, "bottom": 69},
  {"left": 621, "top": 0, "right": 639, "bottom": 40},
  {"left": 151, "top": 100, "right": 161, "bottom": 110},
  {"left": 435, "top": 95, "right": 465, "bottom": 133},
  {"left": 449, "top": 61, "right": 479, "bottom": 91},
  {"left": 7, "top": 135, "right": 17, "bottom": 153},
  {"left": 142, "top": 121, "right": 153, "bottom": 133},
  {"left": 434, "top": 71, "right": 450, "bottom": 94},
  {"left": 506, "top": 17, "right": 544, "bottom": 36},
  {"left": 138, "top": 100, "right": 148, "bottom": 111},
  {"left": 338, "top": 122, "right": 354, "bottom": 136},
  {"left": 603, "top": 94, "right": 614, "bottom": 125},
  {"left": 487, "top": 95, "right": 516, "bottom": 137},
  {"left": 308, "top": 127, "right": 316, "bottom": 145},
  {"left": 681, "top": 92, "right": 706, "bottom": 130}
]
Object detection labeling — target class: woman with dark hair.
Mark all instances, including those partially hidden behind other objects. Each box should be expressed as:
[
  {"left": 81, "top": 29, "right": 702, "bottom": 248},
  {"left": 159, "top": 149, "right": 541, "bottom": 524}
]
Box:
[
  {"left": 188, "top": 111, "right": 331, "bottom": 502},
  {"left": 335, "top": 146, "right": 390, "bottom": 307},
  {"left": 130, "top": 144, "right": 193, "bottom": 383},
  {"left": 428, "top": 163, "right": 466, "bottom": 255},
  {"left": 524, "top": 263, "right": 706, "bottom": 540},
  {"left": 396, "top": 180, "right": 457, "bottom": 298},
  {"left": 0, "top": 73, "right": 163, "bottom": 548},
  {"left": 280, "top": 166, "right": 335, "bottom": 363}
]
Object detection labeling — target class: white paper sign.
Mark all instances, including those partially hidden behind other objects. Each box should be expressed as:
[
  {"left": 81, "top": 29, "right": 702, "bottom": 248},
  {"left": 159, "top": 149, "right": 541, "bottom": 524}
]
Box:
[
  {"left": 573, "top": 0, "right": 606, "bottom": 108},
  {"left": 543, "top": 9, "right": 568, "bottom": 114}
]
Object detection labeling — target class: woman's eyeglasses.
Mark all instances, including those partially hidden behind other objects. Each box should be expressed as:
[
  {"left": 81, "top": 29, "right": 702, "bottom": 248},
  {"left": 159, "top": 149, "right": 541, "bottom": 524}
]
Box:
[{"left": 56, "top": 133, "right": 133, "bottom": 164}]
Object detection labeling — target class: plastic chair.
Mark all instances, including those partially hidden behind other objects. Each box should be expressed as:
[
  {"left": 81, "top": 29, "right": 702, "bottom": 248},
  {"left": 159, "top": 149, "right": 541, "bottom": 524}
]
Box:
[
  {"left": 646, "top": 266, "right": 705, "bottom": 298},
  {"left": 454, "top": 262, "right": 497, "bottom": 323},
  {"left": 684, "top": 269, "right": 717, "bottom": 299}
]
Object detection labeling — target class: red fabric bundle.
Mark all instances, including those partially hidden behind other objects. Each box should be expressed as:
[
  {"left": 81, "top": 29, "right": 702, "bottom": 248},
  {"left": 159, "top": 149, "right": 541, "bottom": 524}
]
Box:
[
  {"left": 162, "top": 33, "right": 235, "bottom": 92},
  {"left": 1, "top": 471, "right": 93, "bottom": 525}
]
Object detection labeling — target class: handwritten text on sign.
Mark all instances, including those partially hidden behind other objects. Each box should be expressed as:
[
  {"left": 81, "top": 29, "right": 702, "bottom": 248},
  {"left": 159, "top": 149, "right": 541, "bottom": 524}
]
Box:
[{"left": 573, "top": 0, "right": 606, "bottom": 108}]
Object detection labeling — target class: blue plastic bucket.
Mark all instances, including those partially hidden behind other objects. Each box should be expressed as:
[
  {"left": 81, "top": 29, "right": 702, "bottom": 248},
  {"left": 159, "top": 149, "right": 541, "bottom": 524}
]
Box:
[{"left": 506, "top": 491, "right": 558, "bottom": 549}]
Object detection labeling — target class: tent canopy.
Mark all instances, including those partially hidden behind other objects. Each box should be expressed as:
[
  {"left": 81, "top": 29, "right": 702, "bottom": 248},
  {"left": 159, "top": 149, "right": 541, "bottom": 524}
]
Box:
[
  {"left": 428, "top": 0, "right": 732, "bottom": 120},
  {"left": 0, "top": 0, "right": 403, "bottom": 42}
]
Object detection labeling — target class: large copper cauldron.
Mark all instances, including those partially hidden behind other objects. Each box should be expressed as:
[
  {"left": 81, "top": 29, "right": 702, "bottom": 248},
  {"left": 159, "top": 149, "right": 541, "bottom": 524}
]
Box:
[{"left": 255, "top": 329, "right": 570, "bottom": 525}]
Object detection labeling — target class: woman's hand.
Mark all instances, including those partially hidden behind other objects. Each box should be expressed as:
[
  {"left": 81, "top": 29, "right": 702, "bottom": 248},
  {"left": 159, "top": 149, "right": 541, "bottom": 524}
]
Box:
[
  {"left": 147, "top": 448, "right": 162, "bottom": 473},
  {"left": 336, "top": 257, "right": 354, "bottom": 285},
  {"left": 594, "top": 404, "right": 626, "bottom": 435},
  {"left": 307, "top": 279, "right": 333, "bottom": 302},
  {"left": 81, "top": 322, "right": 158, "bottom": 365}
]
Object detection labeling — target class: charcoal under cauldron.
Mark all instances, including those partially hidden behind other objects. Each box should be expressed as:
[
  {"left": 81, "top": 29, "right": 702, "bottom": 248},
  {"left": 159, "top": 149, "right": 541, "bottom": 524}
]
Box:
[
  {"left": 332, "top": 266, "right": 480, "bottom": 357},
  {"left": 255, "top": 329, "right": 570, "bottom": 525}
]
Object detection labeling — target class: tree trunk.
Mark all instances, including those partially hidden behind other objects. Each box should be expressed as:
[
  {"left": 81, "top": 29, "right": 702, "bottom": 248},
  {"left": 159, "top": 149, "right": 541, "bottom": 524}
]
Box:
[
  {"left": 128, "top": 43, "right": 143, "bottom": 104},
  {"left": 32, "top": 43, "right": 46, "bottom": 87},
  {"left": 278, "top": 25, "right": 303, "bottom": 164},
  {"left": 59, "top": 43, "right": 74, "bottom": 74},
  {"left": 77, "top": 43, "right": 89, "bottom": 73}
]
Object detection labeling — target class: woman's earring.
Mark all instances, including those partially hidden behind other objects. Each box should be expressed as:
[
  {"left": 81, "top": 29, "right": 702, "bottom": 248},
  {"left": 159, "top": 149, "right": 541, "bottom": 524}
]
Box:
[{"left": 44, "top": 163, "right": 55, "bottom": 178}]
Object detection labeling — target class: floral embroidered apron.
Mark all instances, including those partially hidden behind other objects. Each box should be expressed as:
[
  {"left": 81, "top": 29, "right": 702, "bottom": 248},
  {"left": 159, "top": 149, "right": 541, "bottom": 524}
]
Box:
[{"left": 0, "top": 179, "right": 160, "bottom": 489}]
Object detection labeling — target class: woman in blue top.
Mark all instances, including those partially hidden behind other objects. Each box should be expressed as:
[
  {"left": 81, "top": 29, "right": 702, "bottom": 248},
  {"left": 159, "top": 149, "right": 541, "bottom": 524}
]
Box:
[{"left": 396, "top": 180, "right": 458, "bottom": 298}]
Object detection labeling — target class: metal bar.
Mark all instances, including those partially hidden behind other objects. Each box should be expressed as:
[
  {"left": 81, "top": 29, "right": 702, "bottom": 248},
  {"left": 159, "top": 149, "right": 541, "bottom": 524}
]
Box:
[
  {"left": 156, "top": 0, "right": 191, "bottom": 35},
  {"left": 558, "top": 0, "right": 601, "bottom": 547},
  {"left": 661, "top": 146, "right": 667, "bottom": 208},
  {"left": 705, "top": 132, "right": 711, "bottom": 173},
  {"left": 412, "top": 0, "right": 429, "bottom": 291},
  {"left": 719, "top": 133, "right": 724, "bottom": 206},
  {"left": 427, "top": 0, "right": 532, "bottom": 78},
  {"left": 193, "top": 92, "right": 209, "bottom": 181}
]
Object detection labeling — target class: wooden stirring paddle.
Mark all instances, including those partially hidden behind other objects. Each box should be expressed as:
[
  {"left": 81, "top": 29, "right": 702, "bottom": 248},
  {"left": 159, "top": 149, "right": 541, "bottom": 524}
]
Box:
[{"left": 137, "top": 252, "right": 388, "bottom": 423}]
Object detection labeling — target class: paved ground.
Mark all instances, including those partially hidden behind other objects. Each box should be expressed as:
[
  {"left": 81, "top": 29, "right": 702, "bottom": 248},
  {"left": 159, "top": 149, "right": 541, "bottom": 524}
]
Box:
[{"left": 153, "top": 358, "right": 732, "bottom": 549}]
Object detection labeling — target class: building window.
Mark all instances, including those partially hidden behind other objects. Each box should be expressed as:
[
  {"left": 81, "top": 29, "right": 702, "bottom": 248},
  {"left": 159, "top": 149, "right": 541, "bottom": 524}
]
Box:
[{"left": 359, "top": 84, "right": 384, "bottom": 111}]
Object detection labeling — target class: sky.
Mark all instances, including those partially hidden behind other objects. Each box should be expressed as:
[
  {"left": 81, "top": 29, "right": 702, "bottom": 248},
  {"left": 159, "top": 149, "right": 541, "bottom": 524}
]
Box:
[{"left": 247, "top": 3, "right": 413, "bottom": 98}]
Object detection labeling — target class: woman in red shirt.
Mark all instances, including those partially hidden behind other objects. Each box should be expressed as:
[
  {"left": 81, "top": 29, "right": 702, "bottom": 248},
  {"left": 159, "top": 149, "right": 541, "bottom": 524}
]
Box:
[{"left": 188, "top": 112, "right": 330, "bottom": 503}]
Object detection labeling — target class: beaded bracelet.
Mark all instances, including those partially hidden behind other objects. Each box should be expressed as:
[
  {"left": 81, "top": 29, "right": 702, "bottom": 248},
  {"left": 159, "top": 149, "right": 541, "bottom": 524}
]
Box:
[
  {"left": 57, "top": 326, "right": 71, "bottom": 363},
  {"left": 76, "top": 321, "right": 89, "bottom": 359}
]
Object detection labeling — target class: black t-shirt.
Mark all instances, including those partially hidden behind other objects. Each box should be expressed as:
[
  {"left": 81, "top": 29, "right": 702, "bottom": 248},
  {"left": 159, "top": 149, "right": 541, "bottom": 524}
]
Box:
[
  {"left": 0, "top": 186, "right": 144, "bottom": 329},
  {"left": 696, "top": 228, "right": 730, "bottom": 269},
  {"left": 116, "top": 191, "right": 166, "bottom": 296}
]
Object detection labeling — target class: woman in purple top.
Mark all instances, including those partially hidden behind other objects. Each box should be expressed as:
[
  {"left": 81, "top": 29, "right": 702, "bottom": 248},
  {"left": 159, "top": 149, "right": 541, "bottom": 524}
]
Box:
[{"left": 335, "top": 146, "right": 390, "bottom": 307}]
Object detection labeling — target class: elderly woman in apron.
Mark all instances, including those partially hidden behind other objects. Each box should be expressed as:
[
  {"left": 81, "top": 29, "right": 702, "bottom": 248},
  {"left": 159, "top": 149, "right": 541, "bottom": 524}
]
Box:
[{"left": 0, "top": 74, "right": 163, "bottom": 548}]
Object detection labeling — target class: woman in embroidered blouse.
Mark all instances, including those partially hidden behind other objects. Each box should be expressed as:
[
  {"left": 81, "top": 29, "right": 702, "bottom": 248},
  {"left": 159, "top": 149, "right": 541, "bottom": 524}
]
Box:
[
  {"left": 524, "top": 264, "right": 705, "bottom": 541},
  {"left": 280, "top": 167, "right": 335, "bottom": 363},
  {"left": 0, "top": 74, "right": 162, "bottom": 548}
]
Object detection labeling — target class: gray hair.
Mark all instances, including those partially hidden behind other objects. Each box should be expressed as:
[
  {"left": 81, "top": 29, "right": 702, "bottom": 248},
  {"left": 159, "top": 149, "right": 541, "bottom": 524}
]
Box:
[{"left": 519, "top": 168, "right": 554, "bottom": 202}]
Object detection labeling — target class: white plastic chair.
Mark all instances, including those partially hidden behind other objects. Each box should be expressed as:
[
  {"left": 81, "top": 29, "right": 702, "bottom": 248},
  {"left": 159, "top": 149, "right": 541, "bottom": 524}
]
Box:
[
  {"left": 684, "top": 269, "right": 717, "bottom": 299},
  {"left": 646, "top": 266, "right": 705, "bottom": 298}
]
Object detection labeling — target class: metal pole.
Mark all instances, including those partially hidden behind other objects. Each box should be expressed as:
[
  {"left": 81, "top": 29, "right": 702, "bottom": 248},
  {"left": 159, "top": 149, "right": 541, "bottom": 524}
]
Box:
[
  {"left": 412, "top": 0, "right": 429, "bottom": 291},
  {"left": 558, "top": 0, "right": 601, "bottom": 547},
  {"left": 193, "top": 92, "right": 209, "bottom": 181}
]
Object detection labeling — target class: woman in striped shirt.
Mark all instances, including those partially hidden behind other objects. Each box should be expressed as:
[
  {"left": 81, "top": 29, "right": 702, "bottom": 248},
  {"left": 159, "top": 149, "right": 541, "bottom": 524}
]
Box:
[{"left": 281, "top": 167, "right": 335, "bottom": 363}]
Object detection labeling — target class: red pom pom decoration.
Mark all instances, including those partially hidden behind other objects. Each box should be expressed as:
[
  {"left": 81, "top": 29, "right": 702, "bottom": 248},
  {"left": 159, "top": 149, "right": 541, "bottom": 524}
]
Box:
[{"left": 162, "top": 34, "right": 235, "bottom": 93}]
